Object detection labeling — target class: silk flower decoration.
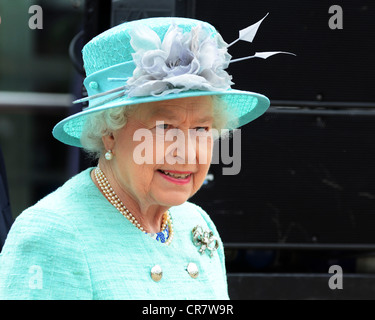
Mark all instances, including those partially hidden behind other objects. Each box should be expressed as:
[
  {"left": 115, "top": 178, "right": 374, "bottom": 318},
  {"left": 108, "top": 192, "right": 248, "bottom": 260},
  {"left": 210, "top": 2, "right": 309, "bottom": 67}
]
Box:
[{"left": 73, "top": 13, "right": 295, "bottom": 107}]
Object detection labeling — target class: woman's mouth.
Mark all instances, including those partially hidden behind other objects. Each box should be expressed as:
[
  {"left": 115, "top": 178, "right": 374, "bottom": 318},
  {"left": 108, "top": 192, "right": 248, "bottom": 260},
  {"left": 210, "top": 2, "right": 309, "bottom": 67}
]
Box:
[{"left": 158, "top": 170, "right": 192, "bottom": 184}]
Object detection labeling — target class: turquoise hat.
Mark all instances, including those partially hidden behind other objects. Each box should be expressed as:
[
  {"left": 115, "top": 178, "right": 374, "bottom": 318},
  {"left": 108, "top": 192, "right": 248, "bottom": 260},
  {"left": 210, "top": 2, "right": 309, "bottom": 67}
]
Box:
[{"left": 53, "top": 17, "right": 271, "bottom": 147}]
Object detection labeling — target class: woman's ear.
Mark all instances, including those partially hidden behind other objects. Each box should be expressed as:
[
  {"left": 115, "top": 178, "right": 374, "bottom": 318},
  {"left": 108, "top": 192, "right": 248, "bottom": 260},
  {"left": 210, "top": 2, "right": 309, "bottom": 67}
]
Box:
[{"left": 102, "top": 133, "right": 115, "bottom": 154}]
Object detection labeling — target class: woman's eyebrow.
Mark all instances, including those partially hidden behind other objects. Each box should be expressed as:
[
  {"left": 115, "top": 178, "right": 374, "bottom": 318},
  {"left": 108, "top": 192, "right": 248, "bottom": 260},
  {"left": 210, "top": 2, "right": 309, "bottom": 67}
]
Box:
[
  {"left": 148, "top": 107, "right": 213, "bottom": 123},
  {"left": 150, "top": 113, "right": 214, "bottom": 124},
  {"left": 195, "top": 116, "right": 214, "bottom": 124}
]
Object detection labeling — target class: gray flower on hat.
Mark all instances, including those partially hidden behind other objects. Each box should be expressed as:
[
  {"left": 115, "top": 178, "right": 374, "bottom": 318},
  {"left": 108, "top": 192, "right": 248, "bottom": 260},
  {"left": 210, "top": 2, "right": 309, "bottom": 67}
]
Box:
[{"left": 127, "top": 23, "right": 233, "bottom": 97}]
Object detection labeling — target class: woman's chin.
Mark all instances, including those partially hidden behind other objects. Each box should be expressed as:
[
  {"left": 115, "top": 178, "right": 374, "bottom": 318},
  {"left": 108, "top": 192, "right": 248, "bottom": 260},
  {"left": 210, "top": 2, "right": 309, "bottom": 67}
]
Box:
[{"left": 155, "top": 192, "right": 191, "bottom": 207}]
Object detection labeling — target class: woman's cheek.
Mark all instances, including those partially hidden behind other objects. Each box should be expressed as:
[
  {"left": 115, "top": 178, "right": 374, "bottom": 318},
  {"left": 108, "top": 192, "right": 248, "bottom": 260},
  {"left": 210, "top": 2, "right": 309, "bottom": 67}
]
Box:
[{"left": 196, "top": 135, "right": 213, "bottom": 165}]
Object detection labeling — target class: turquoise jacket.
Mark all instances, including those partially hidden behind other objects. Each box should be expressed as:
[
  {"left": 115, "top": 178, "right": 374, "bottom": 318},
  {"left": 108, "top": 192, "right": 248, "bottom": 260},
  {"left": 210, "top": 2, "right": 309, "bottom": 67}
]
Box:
[{"left": 0, "top": 168, "right": 228, "bottom": 300}]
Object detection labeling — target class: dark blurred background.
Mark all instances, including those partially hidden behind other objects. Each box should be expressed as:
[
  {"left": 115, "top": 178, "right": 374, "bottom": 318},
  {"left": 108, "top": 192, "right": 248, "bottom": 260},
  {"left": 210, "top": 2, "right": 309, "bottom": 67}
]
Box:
[{"left": 1, "top": 0, "right": 375, "bottom": 299}]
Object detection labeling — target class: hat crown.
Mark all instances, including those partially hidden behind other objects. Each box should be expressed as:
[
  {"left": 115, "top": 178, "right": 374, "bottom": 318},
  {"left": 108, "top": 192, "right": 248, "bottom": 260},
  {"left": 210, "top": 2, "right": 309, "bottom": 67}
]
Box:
[{"left": 82, "top": 17, "right": 217, "bottom": 76}]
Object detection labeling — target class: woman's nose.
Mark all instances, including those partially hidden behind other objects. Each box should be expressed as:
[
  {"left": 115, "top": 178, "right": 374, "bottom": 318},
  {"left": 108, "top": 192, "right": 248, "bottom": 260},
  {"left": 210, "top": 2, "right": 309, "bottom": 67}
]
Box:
[{"left": 171, "top": 129, "right": 197, "bottom": 164}]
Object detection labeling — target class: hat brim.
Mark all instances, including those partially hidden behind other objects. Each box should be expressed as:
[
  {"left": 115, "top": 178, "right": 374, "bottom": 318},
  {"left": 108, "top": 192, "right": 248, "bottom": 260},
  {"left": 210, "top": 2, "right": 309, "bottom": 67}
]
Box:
[{"left": 52, "top": 89, "right": 270, "bottom": 148}]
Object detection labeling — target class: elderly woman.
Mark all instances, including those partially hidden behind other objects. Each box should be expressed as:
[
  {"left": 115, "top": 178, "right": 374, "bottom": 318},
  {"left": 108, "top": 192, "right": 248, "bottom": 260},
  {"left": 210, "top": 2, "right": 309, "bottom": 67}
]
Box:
[{"left": 0, "top": 17, "right": 272, "bottom": 299}]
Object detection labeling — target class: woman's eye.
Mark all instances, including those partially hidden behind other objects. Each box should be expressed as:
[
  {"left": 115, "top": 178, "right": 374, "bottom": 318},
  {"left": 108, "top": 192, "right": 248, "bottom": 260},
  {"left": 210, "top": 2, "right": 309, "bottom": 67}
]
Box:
[
  {"left": 195, "top": 127, "right": 208, "bottom": 132},
  {"left": 156, "top": 123, "right": 170, "bottom": 130}
]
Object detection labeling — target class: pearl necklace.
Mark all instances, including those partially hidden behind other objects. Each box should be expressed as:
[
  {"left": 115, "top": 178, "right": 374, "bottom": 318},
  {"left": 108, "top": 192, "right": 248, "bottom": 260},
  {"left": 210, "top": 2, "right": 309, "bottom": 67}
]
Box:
[{"left": 94, "top": 167, "right": 174, "bottom": 245}]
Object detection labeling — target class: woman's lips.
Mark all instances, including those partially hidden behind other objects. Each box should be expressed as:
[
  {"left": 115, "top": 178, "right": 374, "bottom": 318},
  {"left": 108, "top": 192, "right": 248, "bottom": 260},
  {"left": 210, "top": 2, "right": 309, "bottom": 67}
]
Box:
[{"left": 158, "top": 169, "right": 192, "bottom": 185}]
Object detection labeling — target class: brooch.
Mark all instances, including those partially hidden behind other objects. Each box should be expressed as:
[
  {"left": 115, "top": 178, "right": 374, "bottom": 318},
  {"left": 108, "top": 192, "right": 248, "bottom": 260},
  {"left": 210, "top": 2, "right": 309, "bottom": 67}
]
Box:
[{"left": 192, "top": 225, "right": 219, "bottom": 257}]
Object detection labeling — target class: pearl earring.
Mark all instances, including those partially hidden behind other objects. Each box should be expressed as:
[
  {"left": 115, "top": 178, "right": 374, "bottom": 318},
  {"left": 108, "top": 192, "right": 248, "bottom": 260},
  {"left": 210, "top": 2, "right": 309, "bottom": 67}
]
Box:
[{"left": 105, "top": 150, "right": 113, "bottom": 160}]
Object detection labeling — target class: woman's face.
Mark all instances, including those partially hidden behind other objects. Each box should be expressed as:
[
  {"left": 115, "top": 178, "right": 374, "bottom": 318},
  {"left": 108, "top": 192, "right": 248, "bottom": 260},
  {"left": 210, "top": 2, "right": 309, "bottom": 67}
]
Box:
[{"left": 106, "top": 96, "right": 214, "bottom": 210}]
